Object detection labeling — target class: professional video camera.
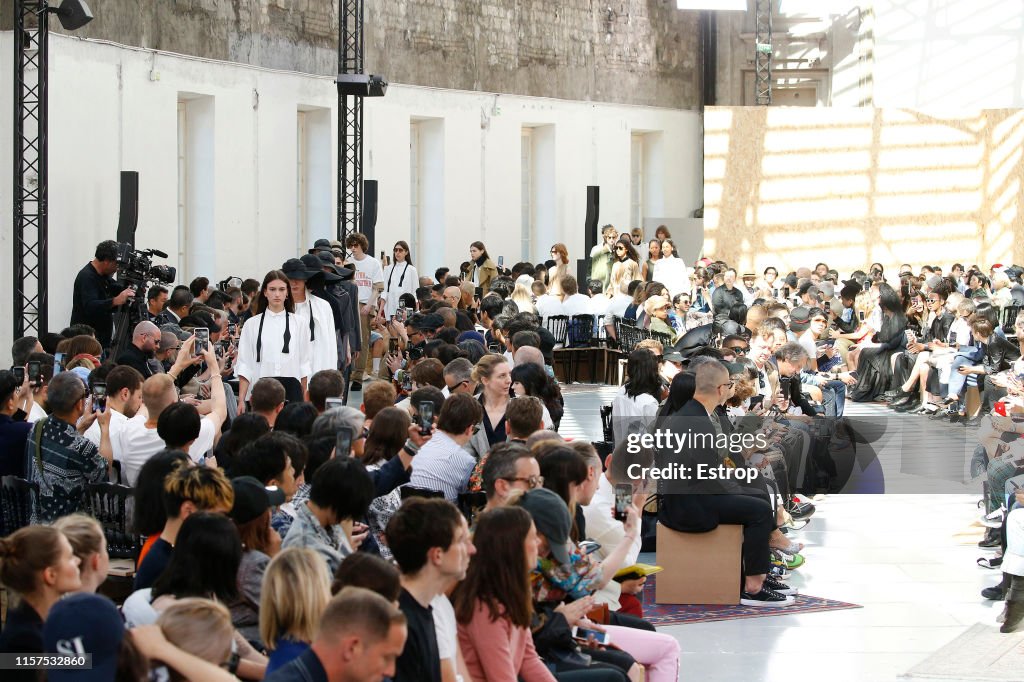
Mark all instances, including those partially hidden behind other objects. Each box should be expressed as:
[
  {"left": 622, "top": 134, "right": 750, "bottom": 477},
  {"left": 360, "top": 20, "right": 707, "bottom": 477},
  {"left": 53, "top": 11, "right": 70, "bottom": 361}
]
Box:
[
  {"left": 116, "top": 243, "right": 176, "bottom": 286},
  {"left": 111, "top": 243, "right": 176, "bottom": 360}
]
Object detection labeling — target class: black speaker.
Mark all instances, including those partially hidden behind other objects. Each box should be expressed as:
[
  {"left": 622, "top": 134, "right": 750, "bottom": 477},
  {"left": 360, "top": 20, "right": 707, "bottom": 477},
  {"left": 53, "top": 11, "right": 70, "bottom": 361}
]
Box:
[
  {"left": 116, "top": 171, "right": 139, "bottom": 246},
  {"left": 362, "top": 180, "right": 378, "bottom": 251},
  {"left": 584, "top": 186, "right": 600, "bottom": 255},
  {"left": 579, "top": 186, "right": 600, "bottom": 285}
]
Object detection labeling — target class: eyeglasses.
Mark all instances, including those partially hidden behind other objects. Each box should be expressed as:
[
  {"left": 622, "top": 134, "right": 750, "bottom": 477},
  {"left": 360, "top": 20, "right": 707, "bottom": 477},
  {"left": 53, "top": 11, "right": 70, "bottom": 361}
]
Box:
[
  {"left": 394, "top": 247, "right": 406, "bottom": 253},
  {"left": 503, "top": 475, "right": 544, "bottom": 489},
  {"left": 718, "top": 381, "right": 735, "bottom": 389},
  {"left": 726, "top": 346, "right": 749, "bottom": 354},
  {"left": 927, "top": 298, "right": 940, "bottom": 303},
  {"left": 615, "top": 246, "right": 626, "bottom": 251}
]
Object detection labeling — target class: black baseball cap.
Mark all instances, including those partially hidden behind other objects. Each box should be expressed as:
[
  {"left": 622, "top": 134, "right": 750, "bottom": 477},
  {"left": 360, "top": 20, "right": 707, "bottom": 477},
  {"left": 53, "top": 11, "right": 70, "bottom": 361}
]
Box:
[
  {"left": 517, "top": 488, "right": 571, "bottom": 566},
  {"left": 230, "top": 476, "right": 286, "bottom": 525}
]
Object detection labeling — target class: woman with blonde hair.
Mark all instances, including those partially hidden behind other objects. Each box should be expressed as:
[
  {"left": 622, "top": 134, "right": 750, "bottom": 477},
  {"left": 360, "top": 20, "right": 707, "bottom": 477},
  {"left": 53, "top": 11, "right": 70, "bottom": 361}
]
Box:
[
  {"left": 157, "top": 598, "right": 236, "bottom": 681},
  {"left": 54, "top": 514, "right": 109, "bottom": 594},
  {"left": 548, "top": 243, "right": 569, "bottom": 298},
  {"left": 511, "top": 275, "right": 537, "bottom": 314},
  {"left": 260, "top": 547, "right": 332, "bottom": 674},
  {"left": 465, "top": 354, "right": 513, "bottom": 460}
]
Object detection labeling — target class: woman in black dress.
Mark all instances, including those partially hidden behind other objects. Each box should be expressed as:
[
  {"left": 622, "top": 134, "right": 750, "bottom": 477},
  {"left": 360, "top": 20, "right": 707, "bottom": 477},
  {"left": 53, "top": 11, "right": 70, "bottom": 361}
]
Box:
[{"left": 850, "top": 283, "right": 908, "bottom": 402}]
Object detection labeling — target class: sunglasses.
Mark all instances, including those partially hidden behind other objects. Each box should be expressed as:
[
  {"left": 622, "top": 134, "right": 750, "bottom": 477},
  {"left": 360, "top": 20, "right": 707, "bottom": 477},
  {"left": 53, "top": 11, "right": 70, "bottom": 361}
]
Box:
[
  {"left": 503, "top": 475, "right": 544, "bottom": 489},
  {"left": 394, "top": 247, "right": 406, "bottom": 252},
  {"left": 726, "top": 346, "right": 749, "bottom": 354}
]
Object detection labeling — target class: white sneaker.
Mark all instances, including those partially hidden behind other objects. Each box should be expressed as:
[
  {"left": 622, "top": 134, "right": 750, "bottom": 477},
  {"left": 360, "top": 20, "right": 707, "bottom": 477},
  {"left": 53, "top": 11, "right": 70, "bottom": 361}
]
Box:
[{"left": 980, "top": 509, "right": 1006, "bottom": 529}]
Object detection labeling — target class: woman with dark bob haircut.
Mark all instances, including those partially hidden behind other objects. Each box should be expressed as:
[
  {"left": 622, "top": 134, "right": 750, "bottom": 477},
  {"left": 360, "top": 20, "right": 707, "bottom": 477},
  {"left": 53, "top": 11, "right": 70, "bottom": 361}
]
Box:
[{"left": 510, "top": 362, "right": 564, "bottom": 430}]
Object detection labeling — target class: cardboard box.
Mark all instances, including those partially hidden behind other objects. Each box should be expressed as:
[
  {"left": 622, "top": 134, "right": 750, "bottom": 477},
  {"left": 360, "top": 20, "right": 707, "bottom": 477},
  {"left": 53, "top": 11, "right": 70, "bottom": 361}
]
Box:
[{"left": 655, "top": 523, "right": 742, "bottom": 605}]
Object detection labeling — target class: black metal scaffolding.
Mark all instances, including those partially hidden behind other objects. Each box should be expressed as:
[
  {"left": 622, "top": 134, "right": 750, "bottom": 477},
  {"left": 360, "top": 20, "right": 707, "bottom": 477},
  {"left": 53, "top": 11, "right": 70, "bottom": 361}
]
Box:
[
  {"left": 754, "top": 0, "right": 773, "bottom": 105},
  {"left": 13, "top": 0, "right": 50, "bottom": 338},
  {"left": 337, "top": 0, "right": 364, "bottom": 244}
]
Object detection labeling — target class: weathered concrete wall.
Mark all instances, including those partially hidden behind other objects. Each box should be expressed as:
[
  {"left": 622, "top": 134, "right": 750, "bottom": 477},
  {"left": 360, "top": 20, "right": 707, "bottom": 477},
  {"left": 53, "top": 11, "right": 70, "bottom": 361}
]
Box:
[{"left": 1, "top": 0, "right": 701, "bottom": 109}]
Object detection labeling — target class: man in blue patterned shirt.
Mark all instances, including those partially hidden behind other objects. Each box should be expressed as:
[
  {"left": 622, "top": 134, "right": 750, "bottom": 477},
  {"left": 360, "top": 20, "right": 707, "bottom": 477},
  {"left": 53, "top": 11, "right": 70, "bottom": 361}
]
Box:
[{"left": 24, "top": 373, "right": 110, "bottom": 522}]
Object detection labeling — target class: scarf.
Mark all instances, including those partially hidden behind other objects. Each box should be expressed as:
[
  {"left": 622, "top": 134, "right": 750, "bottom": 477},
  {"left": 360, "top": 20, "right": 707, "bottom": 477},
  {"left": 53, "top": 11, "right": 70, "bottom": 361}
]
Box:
[{"left": 255, "top": 310, "right": 291, "bottom": 363}]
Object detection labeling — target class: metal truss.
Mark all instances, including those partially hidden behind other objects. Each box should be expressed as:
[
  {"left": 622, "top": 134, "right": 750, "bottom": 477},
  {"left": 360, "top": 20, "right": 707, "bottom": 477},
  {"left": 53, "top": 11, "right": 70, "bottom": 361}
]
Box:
[
  {"left": 13, "top": 0, "right": 50, "bottom": 338},
  {"left": 754, "top": 0, "right": 773, "bottom": 105},
  {"left": 337, "top": 0, "right": 364, "bottom": 244}
]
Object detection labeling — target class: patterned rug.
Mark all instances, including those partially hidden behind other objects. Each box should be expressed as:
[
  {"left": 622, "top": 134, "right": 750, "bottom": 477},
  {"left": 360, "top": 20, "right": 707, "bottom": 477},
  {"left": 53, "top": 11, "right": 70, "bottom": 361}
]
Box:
[{"left": 637, "top": 574, "right": 862, "bottom": 626}]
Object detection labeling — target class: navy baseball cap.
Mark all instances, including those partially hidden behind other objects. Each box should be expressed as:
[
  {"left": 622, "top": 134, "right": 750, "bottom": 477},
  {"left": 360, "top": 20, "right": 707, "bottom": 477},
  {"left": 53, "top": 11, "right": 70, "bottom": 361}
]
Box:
[{"left": 44, "top": 593, "right": 124, "bottom": 682}]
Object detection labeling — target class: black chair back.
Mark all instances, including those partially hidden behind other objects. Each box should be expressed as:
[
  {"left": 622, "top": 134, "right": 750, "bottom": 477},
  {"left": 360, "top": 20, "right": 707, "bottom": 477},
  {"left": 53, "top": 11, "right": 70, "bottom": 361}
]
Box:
[
  {"left": 1002, "top": 305, "right": 1022, "bottom": 334},
  {"left": 651, "top": 330, "right": 674, "bottom": 348},
  {"left": 84, "top": 483, "right": 139, "bottom": 560},
  {"left": 619, "top": 322, "right": 647, "bottom": 353},
  {"left": 0, "top": 476, "right": 38, "bottom": 536},
  {"left": 568, "top": 314, "right": 598, "bottom": 348},
  {"left": 546, "top": 315, "right": 569, "bottom": 345}
]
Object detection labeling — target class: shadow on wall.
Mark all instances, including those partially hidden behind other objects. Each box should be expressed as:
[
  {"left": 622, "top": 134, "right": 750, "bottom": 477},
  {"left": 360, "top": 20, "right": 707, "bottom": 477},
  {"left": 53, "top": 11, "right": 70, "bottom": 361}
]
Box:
[{"left": 703, "top": 107, "right": 1024, "bottom": 274}]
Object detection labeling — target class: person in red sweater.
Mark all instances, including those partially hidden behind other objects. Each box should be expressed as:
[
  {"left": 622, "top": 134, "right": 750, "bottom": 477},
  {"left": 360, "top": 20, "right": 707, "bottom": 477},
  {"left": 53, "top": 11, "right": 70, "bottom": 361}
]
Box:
[{"left": 453, "top": 506, "right": 555, "bottom": 682}]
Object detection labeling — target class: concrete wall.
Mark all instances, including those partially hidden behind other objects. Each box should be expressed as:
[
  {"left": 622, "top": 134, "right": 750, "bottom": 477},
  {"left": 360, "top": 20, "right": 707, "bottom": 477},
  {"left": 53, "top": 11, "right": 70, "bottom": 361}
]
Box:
[
  {"left": 0, "top": 0, "right": 701, "bottom": 109},
  {"left": 0, "top": 33, "right": 703, "bottom": 357},
  {"left": 703, "top": 106, "right": 1024, "bottom": 276}
]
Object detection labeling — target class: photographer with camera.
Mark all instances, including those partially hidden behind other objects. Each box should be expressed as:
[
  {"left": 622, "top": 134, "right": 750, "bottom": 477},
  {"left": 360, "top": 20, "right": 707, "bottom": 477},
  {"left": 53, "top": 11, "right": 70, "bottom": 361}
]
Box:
[{"left": 70, "top": 240, "right": 135, "bottom": 348}]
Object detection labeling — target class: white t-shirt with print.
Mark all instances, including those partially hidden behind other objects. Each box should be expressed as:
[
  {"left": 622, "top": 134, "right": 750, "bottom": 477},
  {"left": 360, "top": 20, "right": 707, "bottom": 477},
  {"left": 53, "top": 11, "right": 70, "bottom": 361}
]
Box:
[{"left": 350, "top": 255, "right": 384, "bottom": 305}]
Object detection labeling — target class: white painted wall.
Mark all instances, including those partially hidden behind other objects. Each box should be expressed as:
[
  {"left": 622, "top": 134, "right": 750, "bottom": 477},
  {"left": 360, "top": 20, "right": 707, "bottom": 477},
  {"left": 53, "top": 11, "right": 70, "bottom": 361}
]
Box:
[{"left": 0, "top": 33, "right": 702, "bottom": 360}]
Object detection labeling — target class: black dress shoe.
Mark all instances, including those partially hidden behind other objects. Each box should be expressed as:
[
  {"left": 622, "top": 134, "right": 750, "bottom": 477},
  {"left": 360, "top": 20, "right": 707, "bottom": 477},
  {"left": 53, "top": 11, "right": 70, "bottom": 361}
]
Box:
[
  {"left": 979, "top": 528, "right": 1002, "bottom": 548},
  {"left": 983, "top": 584, "right": 1008, "bottom": 600},
  {"left": 930, "top": 408, "right": 955, "bottom": 421},
  {"left": 894, "top": 399, "right": 921, "bottom": 413},
  {"left": 889, "top": 394, "right": 912, "bottom": 408}
]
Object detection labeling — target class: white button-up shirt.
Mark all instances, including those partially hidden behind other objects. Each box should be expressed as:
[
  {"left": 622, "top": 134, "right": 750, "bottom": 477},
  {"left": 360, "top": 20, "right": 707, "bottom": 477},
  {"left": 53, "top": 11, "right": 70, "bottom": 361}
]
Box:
[
  {"left": 293, "top": 295, "right": 338, "bottom": 375},
  {"left": 235, "top": 309, "right": 312, "bottom": 399}
]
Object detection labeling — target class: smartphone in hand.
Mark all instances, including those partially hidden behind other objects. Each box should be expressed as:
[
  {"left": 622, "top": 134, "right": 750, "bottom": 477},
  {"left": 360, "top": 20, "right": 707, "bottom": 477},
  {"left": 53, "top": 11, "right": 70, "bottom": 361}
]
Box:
[
  {"left": 613, "top": 483, "right": 632, "bottom": 522},
  {"left": 194, "top": 327, "right": 210, "bottom": 356},
  {"left": 335, "top": 426, "right": 354, "bottom": 458},
  {"left": 418, "top": 401, "right": 434, "bottom": 436}
]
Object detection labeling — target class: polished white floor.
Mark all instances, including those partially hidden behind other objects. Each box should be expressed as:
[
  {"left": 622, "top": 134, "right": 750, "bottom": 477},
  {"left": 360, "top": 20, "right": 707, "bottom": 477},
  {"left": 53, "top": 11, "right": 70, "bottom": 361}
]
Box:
[{"left": 559, "top": 386, "right": 998, "bottom": 682}]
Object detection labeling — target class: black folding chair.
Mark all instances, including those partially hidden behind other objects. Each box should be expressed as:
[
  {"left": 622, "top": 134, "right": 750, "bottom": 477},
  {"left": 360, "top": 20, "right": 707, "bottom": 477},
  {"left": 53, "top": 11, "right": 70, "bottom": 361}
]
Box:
[
  {"left": 1, "top": 476, "right": 38, "bottom": 536},
  {"left": 83, "top": 483, "right": 140, "bottom": 561}
]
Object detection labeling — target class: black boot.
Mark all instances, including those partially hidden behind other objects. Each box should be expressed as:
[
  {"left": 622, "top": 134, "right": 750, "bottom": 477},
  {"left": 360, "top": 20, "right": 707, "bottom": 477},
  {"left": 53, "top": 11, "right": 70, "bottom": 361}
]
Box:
[
  {"left": 983, "top": 572, "right": 1012, "bottom": 600},
  {"left": 1002, "top": 577, "right": 1024, "bottom": 632}
]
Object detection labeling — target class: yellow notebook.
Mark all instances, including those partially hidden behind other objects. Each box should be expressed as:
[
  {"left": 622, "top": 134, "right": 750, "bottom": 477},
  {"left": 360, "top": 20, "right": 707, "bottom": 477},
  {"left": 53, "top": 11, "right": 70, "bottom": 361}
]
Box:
[{"left": 613, "top": 563, "right": 664, "bottom": 581}]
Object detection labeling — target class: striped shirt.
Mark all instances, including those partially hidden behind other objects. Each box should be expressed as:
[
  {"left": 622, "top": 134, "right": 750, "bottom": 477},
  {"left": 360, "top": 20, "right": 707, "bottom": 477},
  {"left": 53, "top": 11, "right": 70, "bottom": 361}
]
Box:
[{"left": 408, "top": 430, "right": 476, "bottom": 501}]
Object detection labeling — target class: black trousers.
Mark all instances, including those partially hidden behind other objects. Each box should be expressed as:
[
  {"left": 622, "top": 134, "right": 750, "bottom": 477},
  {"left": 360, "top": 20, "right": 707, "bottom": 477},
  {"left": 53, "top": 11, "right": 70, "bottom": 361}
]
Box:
[{"left": 698, "top": 494, "right": 774, "bottom": 576}]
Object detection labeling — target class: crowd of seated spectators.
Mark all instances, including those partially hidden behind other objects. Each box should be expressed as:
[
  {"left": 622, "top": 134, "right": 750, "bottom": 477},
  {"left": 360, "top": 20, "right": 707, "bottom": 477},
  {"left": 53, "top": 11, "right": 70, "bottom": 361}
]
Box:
[{"left": 3, "top": 226, "right": 1024, "bottom": 681}]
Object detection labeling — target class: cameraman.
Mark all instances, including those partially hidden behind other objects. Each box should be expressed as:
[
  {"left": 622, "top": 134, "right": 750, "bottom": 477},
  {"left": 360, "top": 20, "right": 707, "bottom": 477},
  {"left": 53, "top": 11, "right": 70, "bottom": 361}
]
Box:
[{"left": 71, "top": 240, "right": 134, "bottom": 348}]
